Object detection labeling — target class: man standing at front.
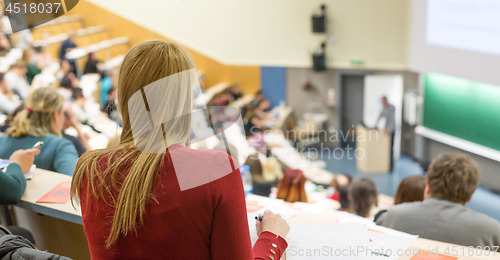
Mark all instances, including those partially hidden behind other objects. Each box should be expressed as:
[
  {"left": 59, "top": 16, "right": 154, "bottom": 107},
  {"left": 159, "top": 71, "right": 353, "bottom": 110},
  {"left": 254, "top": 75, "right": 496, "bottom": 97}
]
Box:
[{"left": 375, "top": 96, "right": 395, "bottom": 171}]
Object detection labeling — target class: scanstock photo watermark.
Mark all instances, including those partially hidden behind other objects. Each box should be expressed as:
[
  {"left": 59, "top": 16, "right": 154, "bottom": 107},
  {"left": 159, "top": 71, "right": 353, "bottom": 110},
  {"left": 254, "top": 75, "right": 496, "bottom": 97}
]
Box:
[{"left": 286, "top": 245, "right": 499, "bottom": 258}]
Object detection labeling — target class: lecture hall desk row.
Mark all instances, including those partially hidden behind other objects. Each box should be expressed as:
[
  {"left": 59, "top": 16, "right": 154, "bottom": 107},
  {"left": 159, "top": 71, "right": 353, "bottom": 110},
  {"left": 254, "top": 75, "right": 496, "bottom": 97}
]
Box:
[{"left": 8, "top": 168, "right": 498, "bottom": 260}]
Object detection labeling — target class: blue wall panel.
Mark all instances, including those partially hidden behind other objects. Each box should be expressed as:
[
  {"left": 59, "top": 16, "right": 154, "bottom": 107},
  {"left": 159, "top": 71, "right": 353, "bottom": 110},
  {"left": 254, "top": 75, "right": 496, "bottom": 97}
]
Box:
[{"left": 261, "top": 67, "right": 286, "bottom": 108}]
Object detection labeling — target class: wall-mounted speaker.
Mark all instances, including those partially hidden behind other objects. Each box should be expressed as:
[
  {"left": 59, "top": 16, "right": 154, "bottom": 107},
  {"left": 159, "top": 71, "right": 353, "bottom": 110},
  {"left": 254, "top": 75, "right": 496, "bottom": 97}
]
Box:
[
  {"left": 312, "top": 5, "right": 326, "bottom": 33},
  {"left": 313, "top": 52, "right": 326, "bottom": 71},
  {"left": 312, "top": 43, "right": 326, "bottom": 71}
]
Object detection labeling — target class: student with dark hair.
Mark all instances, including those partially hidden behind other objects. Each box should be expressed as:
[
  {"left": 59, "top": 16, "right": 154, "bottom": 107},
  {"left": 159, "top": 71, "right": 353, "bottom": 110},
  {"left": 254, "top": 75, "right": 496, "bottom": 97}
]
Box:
[
  {"left": 394, "top": 175, "right": 426, "bottom": 205},
  {"left": 71, "top": 87, "right": 93, "bottom": 126},
  {"left": 84, "top": 52, "right": 102, "bottom": 75},
  {"left": 348, "top": 177, "right": 378, "bottom": 218},
  {"left": 62, "top": 102, "right": 91, "bottom": 157},
  {"left": 230, "top": 84, "right": 243, "bottom": 100},
  {"left": 338, "top": 185, "right": 350, "bottom": 211},
  {"left": 328, "top": 174, "right": 352, "bottom": 201},
  {"left": 244, "top": 153, "right": 280, "bottom": 197},
  {"left": 374, "top": 175, "right": 426, "bottom": 222},
  {"left": 102, "top": 86, "right": 117, "bottom": 120},
  {"left": 376, "top": 153, "right": 500, "bottom": 248},
  {"left": 244, "top": 100, "right": 269, "bottom": 137}
]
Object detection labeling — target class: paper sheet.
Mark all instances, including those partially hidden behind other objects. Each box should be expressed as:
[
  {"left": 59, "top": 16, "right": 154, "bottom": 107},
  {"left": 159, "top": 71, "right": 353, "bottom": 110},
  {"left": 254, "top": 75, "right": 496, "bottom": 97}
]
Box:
[
  {"left": 0, "top": 160, "right": 36, "bottom": 180},
  {"left": 247, "top": 213, "right": 259, "bottom": 246},
  {"left": 286, "top": 223, "right": 370, "bottom": 260},
  {"left": 246, "top": 195, "right": 298, "bottom": 219},
  {"left": 367, "top": 229, "right": 418, "bottom": 260}
]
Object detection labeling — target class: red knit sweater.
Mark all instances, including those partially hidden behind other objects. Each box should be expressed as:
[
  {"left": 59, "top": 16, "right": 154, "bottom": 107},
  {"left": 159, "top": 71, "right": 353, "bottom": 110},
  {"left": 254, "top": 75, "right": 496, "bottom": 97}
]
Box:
[{"left": 79, "top": 144, "right": 287, "bottom": 259}]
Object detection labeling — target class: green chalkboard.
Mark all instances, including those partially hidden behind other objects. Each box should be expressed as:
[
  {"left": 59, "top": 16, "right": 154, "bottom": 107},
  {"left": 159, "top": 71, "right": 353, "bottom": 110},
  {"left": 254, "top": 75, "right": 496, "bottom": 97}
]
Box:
[{"left": 423, "top": 73, "right": 500, "bottom": 151}]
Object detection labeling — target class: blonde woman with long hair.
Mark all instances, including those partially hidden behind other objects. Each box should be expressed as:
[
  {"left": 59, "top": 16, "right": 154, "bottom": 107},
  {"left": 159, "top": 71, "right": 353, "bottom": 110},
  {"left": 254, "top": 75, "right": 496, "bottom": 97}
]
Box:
[
  {"left": 0, "top": 87, "right": 79, "bottom": 176},
  {"left": 71, "top": 40, "right": 289, "bottom": 259}
]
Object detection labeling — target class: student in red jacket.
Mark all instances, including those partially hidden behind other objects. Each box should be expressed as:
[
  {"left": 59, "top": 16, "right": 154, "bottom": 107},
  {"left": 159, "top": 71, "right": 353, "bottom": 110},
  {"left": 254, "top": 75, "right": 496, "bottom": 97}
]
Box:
[{"left": 71, "top": 40, "right": 289, "bottom": 260}]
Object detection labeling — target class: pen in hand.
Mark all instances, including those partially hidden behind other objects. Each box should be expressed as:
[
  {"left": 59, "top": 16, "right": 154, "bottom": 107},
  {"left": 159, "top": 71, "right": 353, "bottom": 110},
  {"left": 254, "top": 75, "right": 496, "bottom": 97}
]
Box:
[{"left": 255, "top": 215, "right": 263, "bottom": 222}]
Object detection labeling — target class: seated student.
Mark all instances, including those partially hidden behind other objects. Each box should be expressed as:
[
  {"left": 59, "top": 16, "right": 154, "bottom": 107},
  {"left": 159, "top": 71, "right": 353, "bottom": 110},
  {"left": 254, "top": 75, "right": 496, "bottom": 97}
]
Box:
[
  {"left": 230, "top": 84, "right": 243, "bottom": 100},
  {"left": 102, "top": 87, "right": 117, "bottom": 121},
  {"left": 83, "top": 52, "right": 102, "bottom": 75},
  {"left": 71, "top": 40, "right": 289, "bottom": 259},
  {"left": 31, "top": 46, "right": 52, "bottom": 67},
  {"left": 374, "top": 175, "right": 426, "bottom": 222},
  {"left": 58, "top": 60, "right": 79, "bottom": 100},
  {"left": 338, "top": 186, "right": 350, "bottom": 211},
  {"left": 5, "top": 61, "right": 30, "bottom": 99},
  {"left": 71, "top": 88, "right": 94, "bottom": 126},
  {"left": 100, "top": 69, "right": 119, "bottom": 106},
  {"left": 245, "top": 153, "right": 280, "bottom": 197},
  {"left": 328, "top": 174, "right": 352, "bottom": 201},
  {"left": 250, "top": 90, "right": 264, "bottom": 108},
  {"left": 0, "top": 72, "right": 21, "bottom": 116},
  {"left": 0, "top": 87, "right": 79, "bottom": 176},
  {"left": 376, "top": 153, "right": 500, "bottom": 248},
  {"left": 59, "top": 32, "right": 78, "bottom": 75},
  {"left": 0, "top": 32, "right": 11, "bottom": 56},
  {"left": 62, "top": 102, "right": 91, "bottom": 157},
  {"left": 244, "top": 101, "right": 269, "bottom": 137},
  {"left": 348, "top": 177, "right": 378, "bottom": 218},
  {"left": 56, "top": 60, "right": 71, "bottom": 81},
  {"left": 394, "top": 175, "right": 426, "bottom": 205},
  {"left": 22, "top": 49, "right": 43, "bottom": 85}
]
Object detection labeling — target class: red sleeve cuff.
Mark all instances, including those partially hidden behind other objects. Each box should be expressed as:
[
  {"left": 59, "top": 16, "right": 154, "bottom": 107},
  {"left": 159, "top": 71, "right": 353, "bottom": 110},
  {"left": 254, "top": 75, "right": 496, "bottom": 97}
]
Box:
[{"left": 252, "top": 231, "right": 288, "bottom": 260}]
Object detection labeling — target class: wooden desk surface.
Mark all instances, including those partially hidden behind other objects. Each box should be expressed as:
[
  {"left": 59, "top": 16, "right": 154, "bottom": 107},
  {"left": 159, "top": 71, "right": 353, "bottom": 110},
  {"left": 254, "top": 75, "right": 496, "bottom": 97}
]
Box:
[{"left": 18, "top": 168, "right": 82, "bottom": 224}]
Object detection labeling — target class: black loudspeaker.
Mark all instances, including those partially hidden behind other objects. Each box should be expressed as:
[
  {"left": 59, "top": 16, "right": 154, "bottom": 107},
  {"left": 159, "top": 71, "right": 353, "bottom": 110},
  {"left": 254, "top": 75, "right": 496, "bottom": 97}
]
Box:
[
  {"left": 312, "top": 52, "right": 326, "bottom": 71},
  {"left": 312, "top": 5, "right": 326, "bottom": 33},
  {"left": 312, "top": 15, "right": 325, "bottom": 33}
]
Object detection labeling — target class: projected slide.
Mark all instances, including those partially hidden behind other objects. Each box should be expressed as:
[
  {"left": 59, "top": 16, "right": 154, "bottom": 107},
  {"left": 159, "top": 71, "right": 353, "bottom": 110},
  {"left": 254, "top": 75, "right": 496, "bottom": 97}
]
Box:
[{"left": 426, "top": 0, "right": 500, "bottom": 56}]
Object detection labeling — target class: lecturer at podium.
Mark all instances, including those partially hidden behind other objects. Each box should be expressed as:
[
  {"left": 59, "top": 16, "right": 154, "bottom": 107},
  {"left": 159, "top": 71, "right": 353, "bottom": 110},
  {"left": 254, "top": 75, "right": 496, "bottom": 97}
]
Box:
[{"left": 375, "top": 96, "right": 395, "bottom": 171}]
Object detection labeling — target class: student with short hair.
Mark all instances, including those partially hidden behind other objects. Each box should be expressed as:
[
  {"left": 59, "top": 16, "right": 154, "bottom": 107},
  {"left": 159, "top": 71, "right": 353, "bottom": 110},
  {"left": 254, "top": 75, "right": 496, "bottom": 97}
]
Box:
[
  {"left": 348, "top": 177, "right": 378, "bottom": 218},
  {"left": 376, "top": 153, "right": 500, "bottom": 248}
]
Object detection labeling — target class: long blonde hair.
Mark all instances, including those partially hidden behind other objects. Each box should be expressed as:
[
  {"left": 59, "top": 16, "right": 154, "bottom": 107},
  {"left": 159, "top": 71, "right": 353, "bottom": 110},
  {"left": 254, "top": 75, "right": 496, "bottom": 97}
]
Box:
[
  {"left": 7, "top": 87, "right": 64, "bottom": 138},
  {"left": 71, "top": 40, "right": 195, "bottom": 247}
]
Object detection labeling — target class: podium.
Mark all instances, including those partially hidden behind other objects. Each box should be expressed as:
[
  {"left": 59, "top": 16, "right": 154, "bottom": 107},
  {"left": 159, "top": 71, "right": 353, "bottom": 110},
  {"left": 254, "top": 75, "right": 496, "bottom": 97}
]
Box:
[{"left": 356, "top": 124, "right": 391, "bottom": 173}]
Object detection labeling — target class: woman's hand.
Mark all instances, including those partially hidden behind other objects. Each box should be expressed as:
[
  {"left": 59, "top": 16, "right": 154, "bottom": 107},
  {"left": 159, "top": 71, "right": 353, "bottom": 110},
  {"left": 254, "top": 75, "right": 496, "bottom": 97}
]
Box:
[
  {"left": 9, "top": 148, "right": 41, "bottom": 173},
  {"left": 256, "top": 210, "right": 290, "bottom": 239}
]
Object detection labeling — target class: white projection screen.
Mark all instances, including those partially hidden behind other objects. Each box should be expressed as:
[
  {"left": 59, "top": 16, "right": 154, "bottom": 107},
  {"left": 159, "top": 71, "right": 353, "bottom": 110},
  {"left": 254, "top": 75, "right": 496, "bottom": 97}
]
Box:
[{"left": 410, "top": 0, "right": 500, "bottom": 86}]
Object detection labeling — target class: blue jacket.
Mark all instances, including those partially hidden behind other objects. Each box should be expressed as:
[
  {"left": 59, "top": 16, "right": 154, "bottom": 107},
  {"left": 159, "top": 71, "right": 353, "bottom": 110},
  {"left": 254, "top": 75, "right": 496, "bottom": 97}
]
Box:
[{"left": 0, "top": 134, "right": 79, "bottom": 176}]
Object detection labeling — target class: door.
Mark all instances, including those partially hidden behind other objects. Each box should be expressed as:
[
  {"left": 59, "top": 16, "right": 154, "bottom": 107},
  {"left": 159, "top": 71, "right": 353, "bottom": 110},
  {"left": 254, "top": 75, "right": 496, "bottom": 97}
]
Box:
[{"left": 341, "top": 75, "right": 365, "bottom": 147}]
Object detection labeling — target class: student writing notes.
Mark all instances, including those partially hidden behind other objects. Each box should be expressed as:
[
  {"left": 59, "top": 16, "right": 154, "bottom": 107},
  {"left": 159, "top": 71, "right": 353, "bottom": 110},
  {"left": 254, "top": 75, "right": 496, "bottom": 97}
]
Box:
[{"left": 71, "top": 40, "right": 289, "bottom": 260}]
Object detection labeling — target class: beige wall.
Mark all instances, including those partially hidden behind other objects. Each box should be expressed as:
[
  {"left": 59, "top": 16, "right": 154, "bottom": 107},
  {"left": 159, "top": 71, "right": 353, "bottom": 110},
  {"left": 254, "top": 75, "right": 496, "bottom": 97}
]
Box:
[
  {"left": 68, "top": 1, "right": 261, "bottom": 94},
  {"left": 83, "top": 0, "right": 411, "bottom": 70}
]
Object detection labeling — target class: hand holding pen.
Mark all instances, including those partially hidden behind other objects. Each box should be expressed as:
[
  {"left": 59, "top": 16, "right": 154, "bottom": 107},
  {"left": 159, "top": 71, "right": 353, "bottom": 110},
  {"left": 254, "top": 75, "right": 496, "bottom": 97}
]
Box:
[{"left": 255, "top": 210, "right": 290, "bottom": 239}]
